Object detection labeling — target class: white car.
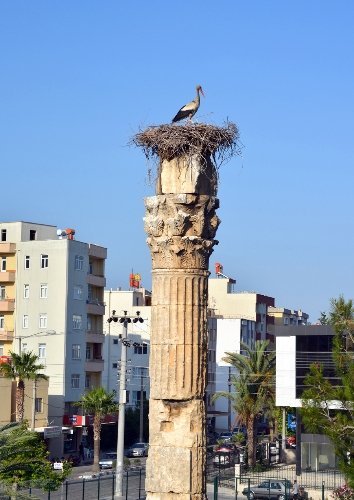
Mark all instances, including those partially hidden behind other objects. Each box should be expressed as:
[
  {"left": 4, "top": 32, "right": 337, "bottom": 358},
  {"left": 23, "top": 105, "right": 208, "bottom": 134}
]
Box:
[{"left": 99, "top": 452, "right": 117, "bottom": 469}]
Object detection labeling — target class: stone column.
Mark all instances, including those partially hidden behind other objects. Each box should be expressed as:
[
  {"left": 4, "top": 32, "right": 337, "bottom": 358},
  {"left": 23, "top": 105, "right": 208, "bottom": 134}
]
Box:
[{"left": 144, "top": 154, "right": 220, "bottom": 500}]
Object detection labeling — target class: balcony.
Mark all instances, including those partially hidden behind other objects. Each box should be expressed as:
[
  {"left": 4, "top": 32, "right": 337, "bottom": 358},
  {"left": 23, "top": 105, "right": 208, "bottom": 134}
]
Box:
[
  {"left": 0, "top": 299, "right": 15, "bottom": 312},
  {"left": 0, "top": 330, "right": 14, "bottom": 341},
  {"left": 0, "top": 271, "right": 15, "bottom": 283},
  {"left": 87, "top": 274, "right": 106, "bottom": 288},
  {"left": 86, "top": 300, "right": 105, "bottom": 316},
  {"left": 85, "top": 358, "right": 104, "bottom": 372},
  {"left": 86, "top": 331, "right": 105, "bottom": 344},
  {"left": 0, "top": 243, "right": 16, "bottom": 254},
  {"left": 88, "top": 244, "right": 107, "bottom": 259}
]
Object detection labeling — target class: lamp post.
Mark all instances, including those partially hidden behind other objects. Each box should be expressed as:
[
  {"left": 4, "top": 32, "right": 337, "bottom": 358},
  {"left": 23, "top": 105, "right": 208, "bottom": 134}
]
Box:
[{"left": 107, "top": 310, "right": 144, "bottom": 499}]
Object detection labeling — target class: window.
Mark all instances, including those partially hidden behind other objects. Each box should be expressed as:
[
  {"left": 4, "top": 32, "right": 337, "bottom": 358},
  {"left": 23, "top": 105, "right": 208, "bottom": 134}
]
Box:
[
  {"left": 23, "top": 315, "right": 29, "bottom": 329},
  {"left": 22, "top": 343, "right": 28, "bottom": 352},
  {"left": 112, "top": 363, "right": 118, "bottom": 369},
  {"left": 73, "top": 315, "right": 82, "bottom": 330},
  {"left": 86, "top": 345, "right": 91, "bottom": 360},
  {"left": 87, "top": 316, "right": 92, "bottom": 331},
  {"left": 284, "top": 317, "right": 289, "bottom": 325},
  {"left": 72, "top": 344, "right": 81, "bottom": 359},
  {"left": 85, "top": 374, "right": 91, "bottom": 389},
  {"left": 134, "top": 343, "right": 148, "bottom": 355},
  {"left": 35, "top": 398, "right": 43, "bottom": 413},
  {"left": 113, "top": 339, "right": 118, "bottom": 345},
  {"left": 71, "top": 374, "right": 80, "bottom": 389},
  {"left": 25, "top": 256, "right": 30, "bottom": 269},
  {"left": 24, "top": 284, "right": 30, "bottom": 299},
  {"left": 38, "top": 343, "right": 46, "bottom": 359},
  {"left": 1, "top": 229, "right": 6, "bottom": 242},
  {"left": 0, "top": 315, "right": 4, "bottom": 329},
  {"left": 73, "top": 285, "right": 83, "bottom": 300},
  {"left": 1, "top": 257, "right": 6, "bottom": 272},
  {"left": 0, "top": 286, "right": 5, "bottom": 299},
  {"left": 40, "top": 284, "right": 48, "bottom": 299},
  {"left": 40, "top": 254, "right": 48, "bottom": 268},
  {"left": 29, "top": 230, "right": 36, "bottom": 241},
  {"left": 39, "top": 314, "right": 47, "bottom": 329},
  {"left": 75, "top": 255, "right": 84, "bottom": 271},
  {"left": 0, "top": 343, "right": 3, "bottom": 356}
]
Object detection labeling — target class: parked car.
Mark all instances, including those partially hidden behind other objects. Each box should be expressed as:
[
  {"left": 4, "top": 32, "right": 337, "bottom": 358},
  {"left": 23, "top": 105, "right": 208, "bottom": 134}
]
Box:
[
  {"left": 212, "top": 444, "right": 238, "bottom": 467},
  {"left": 286, "top": 436, "right": 296, "bottom": 448},
  {"left": 242, "top": 479, "right": 293, "bottom": 499},
  {"left": 99, "top": 452, "right": 117, "bottom": 470},
  {"left": 126, "top": 442, "right": 149, "bottom": 458}
]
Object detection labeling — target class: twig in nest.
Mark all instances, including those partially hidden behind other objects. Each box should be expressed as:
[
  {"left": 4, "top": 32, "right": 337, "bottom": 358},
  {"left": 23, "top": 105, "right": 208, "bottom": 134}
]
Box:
[{"left": 132, "top": 121, "right": 241, "bottom": 169}]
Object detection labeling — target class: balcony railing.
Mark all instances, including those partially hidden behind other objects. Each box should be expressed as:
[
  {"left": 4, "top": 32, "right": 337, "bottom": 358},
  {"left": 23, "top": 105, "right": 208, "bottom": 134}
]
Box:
[
  {"left": 0, "top": 271, "right": 16, "bottom": 283},
  {"left": 0, "top": 299, "right": 15, "bottom": 312},
  {"left": 0, "top": 330, "right": 14, "bottom": 341},
  {"left": 85, "top": 358, "right": 104, "bottom": 372},
  {"left": 0, "top": 243, "right": 16, "bottom": 254},
  {"left": 86, "top": 331, "right": 105, "bottom": 343}
]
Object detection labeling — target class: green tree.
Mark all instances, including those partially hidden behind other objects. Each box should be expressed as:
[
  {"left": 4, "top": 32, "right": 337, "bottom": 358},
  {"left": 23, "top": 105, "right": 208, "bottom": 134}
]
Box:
[
  {"left": 301, "top": 296, "right": 354, "bottom": 486},
  {"left": 75, "top": 387, "right": 117, "bottom": 471},
  {"left": 212, "top": 340, "right": 276, "bottom": 467},
  {"left": 0, "top": 422, "right": 71, "bottom": 495},
  {"left": 0, "top": 351, "right": 48, "bottom": 422},
  {"left": 318, "top": 311, "right": 329, "bottom": 325}
]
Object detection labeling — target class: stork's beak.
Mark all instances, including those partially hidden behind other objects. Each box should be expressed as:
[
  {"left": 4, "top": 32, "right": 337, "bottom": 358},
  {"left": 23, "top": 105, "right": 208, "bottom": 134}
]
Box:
[{"left": 200, "top": 87, "right": 205, "bottom": 97}]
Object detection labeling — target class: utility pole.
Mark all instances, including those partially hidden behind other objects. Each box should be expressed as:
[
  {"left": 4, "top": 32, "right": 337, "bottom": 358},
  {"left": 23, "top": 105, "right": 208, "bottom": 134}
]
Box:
[
  {"left": 139, "top": 372, "right": 144, "bottom": 442},
  {"left": 31, "top": 378, "right": 37, "bottom": 431},
  {"left": 107, "top": 310, "right": 144, "bottom": 499}
]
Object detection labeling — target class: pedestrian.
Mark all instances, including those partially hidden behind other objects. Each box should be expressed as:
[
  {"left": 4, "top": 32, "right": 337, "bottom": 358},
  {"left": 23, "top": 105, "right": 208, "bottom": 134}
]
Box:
[{"left": 292, "top": 479, "right": 299, "bottom": 499}]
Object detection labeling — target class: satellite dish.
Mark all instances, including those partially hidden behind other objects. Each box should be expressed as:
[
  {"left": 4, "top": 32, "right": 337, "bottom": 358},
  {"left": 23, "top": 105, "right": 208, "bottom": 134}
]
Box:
[{"left": 57, "top": 229, "right": 66, "bottom": 237}]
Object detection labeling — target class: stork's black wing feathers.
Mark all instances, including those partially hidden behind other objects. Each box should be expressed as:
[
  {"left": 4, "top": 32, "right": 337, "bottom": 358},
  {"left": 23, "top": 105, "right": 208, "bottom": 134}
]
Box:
[{"left": 172, "top": 108, "right": 192, "bottom": 123}]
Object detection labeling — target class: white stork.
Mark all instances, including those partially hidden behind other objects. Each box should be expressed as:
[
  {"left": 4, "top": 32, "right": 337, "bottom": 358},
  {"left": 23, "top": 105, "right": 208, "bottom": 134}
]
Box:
[{"left": 172, "top": 85, "right": 205, "bottom": 123}]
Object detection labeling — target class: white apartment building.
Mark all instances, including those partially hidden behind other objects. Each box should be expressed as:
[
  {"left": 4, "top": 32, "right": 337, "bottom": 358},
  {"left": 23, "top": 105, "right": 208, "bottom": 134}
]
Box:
[
  {"left": 102, "top": 286, "right": 244, "bottom": 435},
  {"left": 103, "top": 288, "right": 152, "bottom": 409},
  {"left": 276, "top": 324, "right": 338, "bottom": 472},
  {"left": 213, "top": 316, "right": 256, "bottom": 431},
  {"left": 208, "top": 276, "right": 275, "bottom": 343},
  {"left": 0, "top": 221, "right": 106, "bottom": 457}
]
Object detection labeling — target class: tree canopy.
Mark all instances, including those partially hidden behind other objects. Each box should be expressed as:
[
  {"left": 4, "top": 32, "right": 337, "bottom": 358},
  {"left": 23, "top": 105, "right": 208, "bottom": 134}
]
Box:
[
  {"left": 0, "top": 351, "right": 48, "bottom": 422},
  {"left": 75, "top": 387, "right": 117, "bottom": 471},
  {"left": 0, "top": 422, "right": 70, "bottom": 494},
  {"left": 213, "top": 340, "right": 275, "bottom": 466}
]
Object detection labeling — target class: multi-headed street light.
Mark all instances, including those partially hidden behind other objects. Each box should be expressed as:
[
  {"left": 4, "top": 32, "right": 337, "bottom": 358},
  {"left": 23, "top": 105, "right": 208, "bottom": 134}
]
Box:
[{"left": 107, "top": 310, "right": 144, "bottom": 499}]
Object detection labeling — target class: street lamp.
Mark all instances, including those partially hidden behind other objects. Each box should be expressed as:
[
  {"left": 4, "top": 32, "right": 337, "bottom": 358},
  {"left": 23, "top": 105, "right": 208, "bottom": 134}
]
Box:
[{"left": 107, "top": 310, "right": 144, "bottom": 499}]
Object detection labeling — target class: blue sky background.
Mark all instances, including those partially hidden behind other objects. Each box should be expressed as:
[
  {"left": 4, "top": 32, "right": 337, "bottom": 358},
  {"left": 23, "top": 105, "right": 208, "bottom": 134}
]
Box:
[{"left": 1, "top": 1, "right": 353, "bottom": 321}]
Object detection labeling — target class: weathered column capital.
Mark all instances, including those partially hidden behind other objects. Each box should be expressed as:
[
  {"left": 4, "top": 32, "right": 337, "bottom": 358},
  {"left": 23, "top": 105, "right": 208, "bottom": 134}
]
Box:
[{"left": 144, "top": 193, "right": 220, "bottom": 271}]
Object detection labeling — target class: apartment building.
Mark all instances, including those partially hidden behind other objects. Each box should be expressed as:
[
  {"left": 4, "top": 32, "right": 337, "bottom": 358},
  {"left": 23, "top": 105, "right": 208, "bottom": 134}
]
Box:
[
  {"left": 208, "top": 276, "right": 275, "bottom": 343},
  {"left": 276, "top": 324, "right": 338, "bottom": 472},
  {"left": 102, "top": 287, "right": 219, "bottom": 433},
  {"left": 0, "top": 221, "right": 106, "bottom": 457},
  {"left": 268, "top": 306, "right": 309, "bottom": 328}
]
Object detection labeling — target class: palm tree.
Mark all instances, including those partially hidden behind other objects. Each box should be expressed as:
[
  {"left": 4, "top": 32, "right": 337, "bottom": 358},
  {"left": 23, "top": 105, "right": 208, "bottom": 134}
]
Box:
[
  {"left": 75, "top": 387, "right": 118, "bottom": 471},
  {"left": 212, "top": 340, "right": 275, "bottom": 467},
  {"left": 0, "top": 351, "right": 48, "bottom": 423}
]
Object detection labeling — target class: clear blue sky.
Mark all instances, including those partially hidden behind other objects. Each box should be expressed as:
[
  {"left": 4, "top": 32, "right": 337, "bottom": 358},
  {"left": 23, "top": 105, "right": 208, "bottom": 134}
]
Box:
[{"left": 1, "top": 2, "right": 353, "bottom": 321}]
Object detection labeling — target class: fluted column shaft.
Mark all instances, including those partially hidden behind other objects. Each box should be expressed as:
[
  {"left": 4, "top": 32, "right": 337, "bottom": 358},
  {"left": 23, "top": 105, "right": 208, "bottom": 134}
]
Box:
[{"left": 145, "top": 154, "right": 220, "bottom": 500}]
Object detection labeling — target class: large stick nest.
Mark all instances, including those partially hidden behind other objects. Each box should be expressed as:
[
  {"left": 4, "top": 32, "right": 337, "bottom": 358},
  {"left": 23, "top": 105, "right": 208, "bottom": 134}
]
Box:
[{"left": 132, "top": 121, "right": 241, "bottom": 168}]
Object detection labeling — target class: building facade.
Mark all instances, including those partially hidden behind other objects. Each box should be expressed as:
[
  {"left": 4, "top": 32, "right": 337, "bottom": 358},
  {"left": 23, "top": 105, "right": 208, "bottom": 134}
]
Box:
[
  {"left": 0, "top": 221, "right": 106, "bottom": 457},
  {"left": 276, "top": 324, "right": 339, "bottom": 472}
]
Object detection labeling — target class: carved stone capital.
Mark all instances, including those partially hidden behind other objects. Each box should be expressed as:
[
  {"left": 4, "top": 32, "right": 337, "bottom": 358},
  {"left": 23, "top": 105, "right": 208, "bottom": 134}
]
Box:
[{"left": 144, "top": 194, "right": 220, "bottom": 270}]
